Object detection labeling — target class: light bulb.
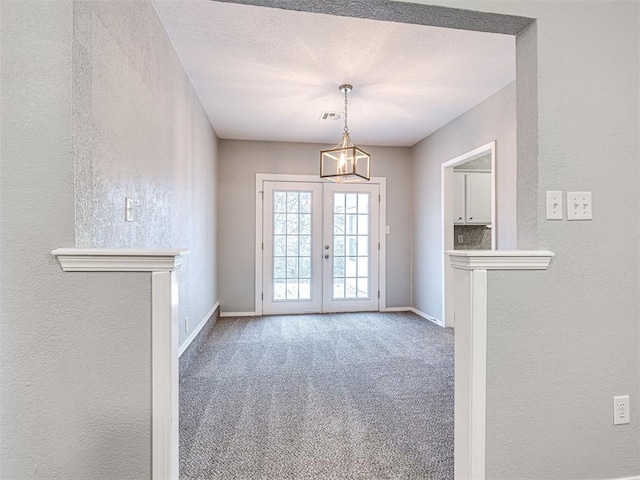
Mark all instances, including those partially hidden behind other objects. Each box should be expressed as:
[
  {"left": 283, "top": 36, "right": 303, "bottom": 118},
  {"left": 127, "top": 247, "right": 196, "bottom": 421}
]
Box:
[{"left": 338, "top": 152, "right": 346, "bottom": 174}]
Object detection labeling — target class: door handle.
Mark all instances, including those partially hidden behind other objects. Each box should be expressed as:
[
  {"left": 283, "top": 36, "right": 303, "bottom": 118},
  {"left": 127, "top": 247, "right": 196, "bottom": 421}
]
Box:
[
  {"left": 324, "top": 245, "right": 330, "bottom": 250},
  {"left": 324, "top": 254, "right": 330, "bottom": 259}
]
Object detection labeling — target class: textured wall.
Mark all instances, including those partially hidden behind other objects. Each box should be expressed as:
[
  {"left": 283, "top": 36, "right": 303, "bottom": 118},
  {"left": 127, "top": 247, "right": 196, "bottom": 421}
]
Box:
[
  {"left": 73, "top": 0, "right": 219, "bottom": 347},
  {"left": 218, "top": 140, "right": 412, "bottom": 312},
  {"left": 408, "top": 0, "right": 640, "bottom": 478},
  {"left": 411, "top": 81, "right": 517, "bottom": 320},
  {"left": 4, "top": 1, "right": 639, "bottom": 478},
  {"left": 453, "top": 153, "right": 491, "bottom": 171},
  {"left": 453, "top": 225, "right": 491, "bottom": 250},
  {"left": 1, "top": 1, "right": 153, "bottom": 478}
]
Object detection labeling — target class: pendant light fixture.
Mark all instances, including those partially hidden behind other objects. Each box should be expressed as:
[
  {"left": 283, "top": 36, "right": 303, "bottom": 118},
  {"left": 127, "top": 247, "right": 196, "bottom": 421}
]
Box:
[{"left": 320, "top": 84, "right": 370, "bottom": 182}]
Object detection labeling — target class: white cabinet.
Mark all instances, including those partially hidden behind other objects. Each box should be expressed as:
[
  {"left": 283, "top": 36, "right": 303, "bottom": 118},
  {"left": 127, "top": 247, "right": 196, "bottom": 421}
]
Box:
[
  {"left": 454, "top": 173, "right": 466, "bottom": 224},
  {"left": 454, "top": 172, "right": 491, "bottom": 225}
]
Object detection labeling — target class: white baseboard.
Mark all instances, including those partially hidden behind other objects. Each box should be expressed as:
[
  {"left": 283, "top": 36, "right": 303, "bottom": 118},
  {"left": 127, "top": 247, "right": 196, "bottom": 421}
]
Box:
[
  {"left": 178, "top": 301, "right": 219, "bottom": 357},
  {"left": 220, "top": 311, "right": 258, "bottom": 318},
  {"left": 607, "top": 476, "right": 640, "bottom": 480},
  {"left": 383, "top": 306, "right": 412, "bottom": 312},
  {"left": 382, "top": 306, "right": 444, "bottom": 327},
  {"left": 218, "top": 309, "right": 445, "bottom": 329},
  {"left": 410, "top": 307, "right": 444, "bottom": 327}
]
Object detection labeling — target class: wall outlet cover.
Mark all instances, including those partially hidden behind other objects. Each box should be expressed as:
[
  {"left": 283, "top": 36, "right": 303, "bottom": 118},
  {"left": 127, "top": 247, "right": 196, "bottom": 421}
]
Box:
[{"left": 614, "top": 395, "right": 630, "bottom": 425}]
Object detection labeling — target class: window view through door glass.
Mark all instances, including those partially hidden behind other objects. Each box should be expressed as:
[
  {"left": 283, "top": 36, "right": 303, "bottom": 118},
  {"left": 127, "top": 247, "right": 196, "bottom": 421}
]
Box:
[
  {"left": 333, "top": 192, "right": 370, "bottom": 299},
  {"left": 272, "top": 190, "right": 312, "bottom": 300}
]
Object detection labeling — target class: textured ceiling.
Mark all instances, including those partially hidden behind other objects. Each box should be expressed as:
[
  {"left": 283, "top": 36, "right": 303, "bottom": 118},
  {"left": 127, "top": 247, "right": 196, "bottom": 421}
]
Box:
[{"left": 153, "top": 0, "right": 515, "bottom": 147}]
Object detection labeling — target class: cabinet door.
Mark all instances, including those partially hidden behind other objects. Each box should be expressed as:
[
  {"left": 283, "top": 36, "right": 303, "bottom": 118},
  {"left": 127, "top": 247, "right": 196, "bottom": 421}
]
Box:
[
  {"left": 453, "top": 173, "right": 465, "bottom": 224},
  {"left": 465, "top": 172, "right": 491, "bottom": 224}
]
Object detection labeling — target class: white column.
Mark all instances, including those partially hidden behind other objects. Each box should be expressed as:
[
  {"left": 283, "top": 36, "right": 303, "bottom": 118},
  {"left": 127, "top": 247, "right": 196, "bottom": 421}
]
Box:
[
  {"left": 52, "top": 248, "right": 189, "bottom": 480},
  {"left": 152, "top": 270, "right": 179, "bottom": 480},
  {"left": 447, "top": 250, "right": 554, "bottom": 480}
]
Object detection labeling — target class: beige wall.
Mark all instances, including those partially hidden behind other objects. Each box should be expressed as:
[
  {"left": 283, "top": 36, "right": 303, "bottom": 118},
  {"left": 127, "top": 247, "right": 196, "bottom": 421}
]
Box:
[
  {"left": 73, "top": 0, "right": 219, "bottom": 348},
  {"left": 1, "top": 0, "right": 219, "bottom": 477},
  {"left": 407, "top": 1, "right": 640, "bottom": 478},
  {"left": 411, "top": 82, "right": 517, "bottom": 321},
  {"left": 1, "top": 1, "right": 153, "bottom": 478},
  {"left": 3, "top": 0, "right": 639, "bottom": 478},
  {"left": 218, "top": 139, "right": 412, "bottom": 312}
]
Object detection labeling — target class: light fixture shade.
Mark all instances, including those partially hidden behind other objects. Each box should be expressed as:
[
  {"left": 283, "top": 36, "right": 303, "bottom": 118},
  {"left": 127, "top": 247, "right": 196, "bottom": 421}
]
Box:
[{"left": 320, "top": 133, "right": 370, "bottom": 183}]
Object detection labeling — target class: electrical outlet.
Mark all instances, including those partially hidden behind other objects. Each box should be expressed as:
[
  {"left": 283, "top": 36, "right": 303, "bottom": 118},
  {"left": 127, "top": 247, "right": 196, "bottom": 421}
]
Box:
[
  {"left": 613, "top": 395, "right": 630, "bottom": 425},
  {"left": 546, "top": 191, "right": 563, "bottom": 220},
  {"left": 567, "top": 191, "right": 592, "bottom": 220}
]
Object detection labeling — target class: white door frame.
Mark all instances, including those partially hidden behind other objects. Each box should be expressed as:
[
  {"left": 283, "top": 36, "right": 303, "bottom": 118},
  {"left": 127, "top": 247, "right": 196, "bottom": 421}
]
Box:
[
  {"left": 262, "top": 181, "right": 324, "bottom": 314},
  {"left": 256, "top": 173, "right": 387, "bottom": 315},
  {"left": 322, "top": 182, "right": 380, "bottom": 313},
  {"left": 441, "top": 142, "right": 496, "bottom": 328}
]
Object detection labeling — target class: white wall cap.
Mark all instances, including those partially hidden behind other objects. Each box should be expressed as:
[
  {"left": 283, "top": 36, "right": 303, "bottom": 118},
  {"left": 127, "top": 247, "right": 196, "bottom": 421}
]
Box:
[
  {"left": 446, "top": 250, "right": 554, "bottom": 270},
  {"left": 52, "top": 248, "right": 190, "bottom": 272}
]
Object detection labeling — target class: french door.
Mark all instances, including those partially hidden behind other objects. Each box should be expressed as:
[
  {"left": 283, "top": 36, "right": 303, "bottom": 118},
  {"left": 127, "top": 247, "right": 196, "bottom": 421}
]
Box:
[{"left": 262, "top": 181, "right": 379, "bottom": 314}]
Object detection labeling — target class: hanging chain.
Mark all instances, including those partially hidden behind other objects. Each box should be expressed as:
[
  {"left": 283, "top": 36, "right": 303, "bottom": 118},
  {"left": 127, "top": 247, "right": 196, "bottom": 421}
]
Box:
[{"left": 343, "top": 88, "right": 349, "bottom": 134}]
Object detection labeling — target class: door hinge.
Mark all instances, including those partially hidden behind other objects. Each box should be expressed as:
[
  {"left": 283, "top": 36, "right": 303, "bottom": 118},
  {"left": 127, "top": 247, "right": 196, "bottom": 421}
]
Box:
[
  {"left": 379, "top": 194, "right": 381, "bottom": 202},
  {"left": 378, "top": 290, "right": 380, "bottom": 298},
  {"left": 262, "top": 242, "right": 264, "bottom": 251},
  {"left": 261, "top": 293, "right": 263, "bottom": 300},
  {"left": 378, "top": 242, "right": 380, "bottom": 250}
]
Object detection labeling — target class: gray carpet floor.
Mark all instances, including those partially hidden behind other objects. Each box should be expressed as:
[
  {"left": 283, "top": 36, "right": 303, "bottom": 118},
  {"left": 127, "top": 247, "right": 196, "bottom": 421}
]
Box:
[{"left": 179, "top": 311, "right": 454, "bottom": 479}]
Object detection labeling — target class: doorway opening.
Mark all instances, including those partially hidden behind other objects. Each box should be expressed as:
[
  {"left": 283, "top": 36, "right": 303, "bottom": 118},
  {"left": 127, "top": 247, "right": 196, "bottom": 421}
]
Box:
[
  {"left": 168, "top": 2, "right": 538, "bottom": 478},
  {"left": 441, "top": 141, "right": 496, "bottom": 328}
]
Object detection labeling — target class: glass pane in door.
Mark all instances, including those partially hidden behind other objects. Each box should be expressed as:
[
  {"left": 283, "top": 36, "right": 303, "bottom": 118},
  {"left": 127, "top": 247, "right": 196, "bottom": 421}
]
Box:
[
  {"left": 272, "top": 190, "right": 313, "bottom": 301},
  {"left": 332, "top": 192, "right": 370, "bottom": 299}
]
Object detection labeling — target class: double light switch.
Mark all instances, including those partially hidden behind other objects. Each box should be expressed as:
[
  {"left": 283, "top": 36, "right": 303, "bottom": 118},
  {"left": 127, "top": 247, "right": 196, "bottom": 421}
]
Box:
[{"left": 566, "top": 192, "right": 592, "bottom": 220}]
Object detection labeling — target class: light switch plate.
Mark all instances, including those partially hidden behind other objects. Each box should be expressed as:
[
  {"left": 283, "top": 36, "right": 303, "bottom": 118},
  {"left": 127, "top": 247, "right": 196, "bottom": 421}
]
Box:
[
  {"left": 125, "top": 197, "right": 134, "bottom": 222},
  {"left": 546, "top": 191, "right": 563, "bottom": 220},
  {"left": 567, "top": 192, "right": 592, "bottom": 220}
]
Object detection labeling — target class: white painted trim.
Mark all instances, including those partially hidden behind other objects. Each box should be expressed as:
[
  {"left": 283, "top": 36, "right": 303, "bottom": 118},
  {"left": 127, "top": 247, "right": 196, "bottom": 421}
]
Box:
[
  {"left": 52, "top": 248, "right": 189, "bottom": 272},
  {"left": 255, "top": 175, "right": 264, "bottom": 315},
  {"left": 256, "top": 173, "right": 387, "bottom": 184},
  {"left": 151, "top": 271, "right": 179, "bottom": 480},
  {"left": 52, "top": 248, "right": 186, "bottom": 480},
  {"left": 178, "top": 301, "right": 219, "bottom": 357},
  {"left": 410, "top": 307, "right": 444, "bottom": 327},
  {"left": 449, "top": 250, "right": 554, "bottom": 480},
  {"left": 383, "top": 307, "right": 445, "bottom": 327},
  {"left": 377, "top": 177, "right": 387, "bottom": 312},
  {"left": 383, "top": 306, "right": 411, "bottom": 312},
  {"left": 469, "top": 269, "right": 487, "bottom": 479},
  {"left": 255, "top": 173, "right": 387, "bottom": 314},
  {"left": 605, "top": 476, "right": 640, "bottom": 480},
  {"left": 220, "top": 311, "right": 258, "bottom": 317},
  {"left": 447, "top": 250, "right": 554, "bottom": 270},
  {"left": 441, "top": 141, "right": 496, "bottom": 329}
]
